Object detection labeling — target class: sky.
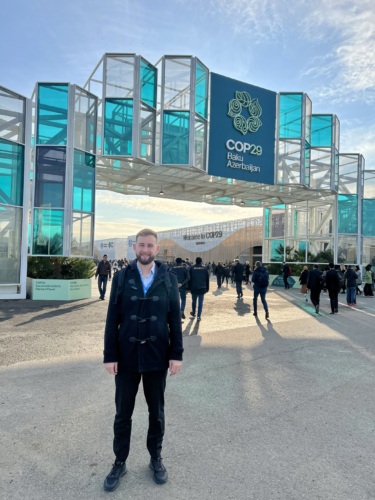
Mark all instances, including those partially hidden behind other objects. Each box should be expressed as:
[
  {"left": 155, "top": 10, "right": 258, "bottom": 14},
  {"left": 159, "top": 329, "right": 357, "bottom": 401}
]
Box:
[{"left": 2, "top": 0, "right": 375, "bottom": 239}]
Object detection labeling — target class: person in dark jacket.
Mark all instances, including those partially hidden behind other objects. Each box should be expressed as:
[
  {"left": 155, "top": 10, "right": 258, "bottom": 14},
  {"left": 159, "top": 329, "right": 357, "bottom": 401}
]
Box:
[
  {"left": 233, "top": 259, "right": 245, "bottom": 298},
  {"left": 282, "top": 262, "right": 290, "bottom": 289},
  {"left": 103, "top": 228, "right": 183, "bottom": 491},
  {"left": 189, "top": 257, "right": 209, "bottom": 321},
  {"left": 245, "top": 261, "right": 251, "bottom": 284},
  {"left": 325, "top": 263, "right": 340, "bottom": 314},
  {"left": 215, "top": 262, "right": 225, "bottom": 288},
  {"left": 307, "top": 264, "right": 323, "bottom": 314},
  {"left": 344, "top": 265, "right": 358, "bottom": 306},
  {"left": 299, "top": 266, "right": 309, "bottom": 294},
  {"left": 170, "top": 257, "right": 190, "bottom": 319},
  {"left": 251, "top": 261, "right": 269, "bottom": 319},
  {"left": 95, "top": 254, "right": 112, "bottom": 300}
]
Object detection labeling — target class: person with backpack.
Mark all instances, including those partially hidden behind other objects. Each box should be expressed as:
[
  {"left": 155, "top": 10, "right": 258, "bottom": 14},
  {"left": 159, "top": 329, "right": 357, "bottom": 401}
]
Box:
[
  {"left": 102, "top": 228, "right": 183, "bottom": 491},
  {"left": 251, "top": 261, "right": 270, "bottom": 319},
  {"left": 189, "top": 257, "right": 210, "bottom": 321}
]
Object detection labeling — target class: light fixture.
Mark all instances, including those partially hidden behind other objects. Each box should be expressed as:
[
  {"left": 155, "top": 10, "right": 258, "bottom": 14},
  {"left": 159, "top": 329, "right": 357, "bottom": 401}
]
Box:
[
  {"left": 159, "top": 186, "right": 164, "bottom": 195},
  {"left": 240, "top": 200, "right": 245, "bottom": 206}
]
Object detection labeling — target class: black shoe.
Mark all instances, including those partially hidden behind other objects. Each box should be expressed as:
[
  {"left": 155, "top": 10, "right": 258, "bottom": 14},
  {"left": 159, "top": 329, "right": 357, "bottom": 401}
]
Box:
[
  {"left": 181, "top": 312, "right": 185, "bottom": 319},
  {"left": 330, "top": 311, "right": 334, "bottom": 314},
  {"left": 190, "top": 311, "right": 195, "bottom": 318},
  {"left": 253, "top": 312, "right": 257, "bottom": 317},
  {"left": 103, "top": 460, "right": 126, "bottom": 492},
  {"left": 265, "top": 311, "right": 269, "bottom": 319},
  {"left": 149, "top": 457, "right": 168, "bottom": 484},
  {"left": 197, "top": 317, "right": 201, "bottom": 321},
  {"left": 335, "top": 309, "right": 338, "bottom": 313},
  {"left": 315, "top": 305, "right": 319, "bottom": 314}
]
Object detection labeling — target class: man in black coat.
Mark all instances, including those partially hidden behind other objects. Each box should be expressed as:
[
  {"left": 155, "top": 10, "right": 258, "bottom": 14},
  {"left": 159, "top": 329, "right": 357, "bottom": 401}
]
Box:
[
  {"left": 215, "top": 261, "right": 225, "bottom": 288},
  {"left": 307, "top": 264, "right": 323, "bottom": 314},
  {"left": 282, "top": 262, "right": 290, "bottom": 289},
  {"left": 233, "top": 259, "right": 245, "bottom": 298},
  {"left": 170, "top": 257, "right": 190, "bottom": 319},
  {"left": 103, "top": 228, "right": 183, "bottom": 491},
  {"left": 95, "top": 254, "right": 112, "bottom": 300},
  {"left": 325, "top": 263, "right": 340, "bottom": 314},
  {"left": 189, "top": 257, "right": 209, "bottom": 320}
]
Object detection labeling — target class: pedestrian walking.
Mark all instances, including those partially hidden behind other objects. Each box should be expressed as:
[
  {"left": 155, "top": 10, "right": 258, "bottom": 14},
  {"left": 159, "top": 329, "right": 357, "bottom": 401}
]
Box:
[
  {"left": 307, "top": 264, "right": 323, "bottom": 314},
  {"left": 363, "top": 264, "right": 374, "bottom": 296},
  {"left": 325, "top": 263, "right": 340, "bottom": 314},
  {"left": 251, "top": 261, "right": 270, "bottom": 319},
  {"left": 95, "top": 254, "right": 112, "bottom": 300},
  {"left": 233, "top": 259, "right": 244, "bottom": 298},
  {"left": 170, "top": 257, "right": 190, "bottom": 319},
  {"left": 345, "top": 265, "right": 358, "bottom": 306},
  {"left": 189, "top": 257, "right": 210, "bottom": 321}
]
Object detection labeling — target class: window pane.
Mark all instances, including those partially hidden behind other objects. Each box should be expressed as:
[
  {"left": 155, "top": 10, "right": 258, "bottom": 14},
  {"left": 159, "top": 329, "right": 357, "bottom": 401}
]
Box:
[
  {"left": 73, "top": 150, "right": 95, "bottom": 212},
  {"left": 35, "top": 147, "right": 66, "bottom": 208},
  {"left": 279, "top": 94, "right": 302, "bottom": 138},
  {"left": 105, "top": 55, "right": 134, "bottom": 98},
  {"left": 337, "top": 235, "right": 357, "bottom": 264},
  {"left": 338, "top": 194, "right": 358, "bottom": 233},
  {"left": 140, "top": 59, "right": 156, "bottom": 108},
  {"left": 363, "top": 199, "right": 375, "bottom": 237},
  {"left": 0, "top": 138, "right": 24, "bottom": 206},
  {"left": 0, "top": 205, "right": 22, "bottom": 283},
  {"left": 74, "top": 88, "right": 97, "bottom": 154},
  {"left": 311, "top": 115, "right": 332, "bottom": 147},
  {"left": 140, "top": 105, "right": 155, "bottom": 162},
  {"left": 195, "top": 61, "right": 208, "bottom": 118},
  {"left": 104, "top": 99, "right": 133, "bottom": 156},
  {"left": 164, "top": 58, "right": 191, "bottom": 110},
  {"left": 37, "top": 84, "right": 69, "bottom": 145},
  {"left": 33, "top": 208, "right": 64, "bottom": 255},
  {"left": 0, "top": 88, "right": 25, "bottom": 143},
  {"left": 71, "top": 212, "right": 93, "bottom": 256},
  {"left": 194, "top": 116, "right": 206, "bottom": 170},
  {"left": 363, "top": 171, "right": 375, "bottom": 198},
  {"left": 162, "top": 111, "right": 189, "bottom": 164}
]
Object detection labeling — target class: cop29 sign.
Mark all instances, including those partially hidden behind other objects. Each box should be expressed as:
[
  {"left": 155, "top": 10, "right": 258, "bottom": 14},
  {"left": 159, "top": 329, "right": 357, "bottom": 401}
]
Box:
[{"left": 208, "top": 73, "right": 276, "bottom": 185}]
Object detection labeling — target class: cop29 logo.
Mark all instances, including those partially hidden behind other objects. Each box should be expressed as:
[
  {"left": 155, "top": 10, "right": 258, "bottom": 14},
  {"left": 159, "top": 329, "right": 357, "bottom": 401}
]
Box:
[{"left": 227, "top": 91, "right": 262, "bottom": 136}]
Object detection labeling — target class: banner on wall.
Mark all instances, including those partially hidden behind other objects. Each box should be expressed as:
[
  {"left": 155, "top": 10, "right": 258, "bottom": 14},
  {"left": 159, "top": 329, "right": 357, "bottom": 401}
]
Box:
[{"left": 208, "top": 73, "right": 277, "bottom": 185}]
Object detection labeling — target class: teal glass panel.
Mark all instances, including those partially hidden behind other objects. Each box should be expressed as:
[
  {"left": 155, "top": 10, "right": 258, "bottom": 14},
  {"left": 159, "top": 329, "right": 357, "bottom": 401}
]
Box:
[
  {"left": 305, "top": 95, "right": 312, "bottom": 146},
  {"left": 104, "top": 99, "right": 133, "bottom": 156},
  {"left": 264, "top": 208, "right": 270, "bottom": 237},
  {"left": 279, "top": 94, "right": 302, "bottom": 138},
  {"left": 338, "top": 194, "right": 358, "bottom": 233},
  {"left": 140, "top": 59, "right": 156, "bottom": 109},
  {"left": 271, "top": 239, "right": 284, "bottom": 261},
  {"left": 311, "top": 115, "right": 332, "bottom": 147},
  {"left": 73, "top": 150, "right": 95, "bottom": 212},
  {"left": 140, "top": 105, "right": 155, "bottom": 162},
  {"left": 363, "top": 199, "right": 375, "bottom": 237},
  {"left": 304, "top": 144, "right": 310, "bottom": 185},
  {"left": 194, "top": 116, "right": 206, "bottom": 170},
  {"left": 35, "top": 147, "right": 66, "bottom": 208},
  {"left": 74, "top": 88, "right": 97, "bottom": 154},
  {"left": 71, "top": 212, "right": 93, "bottom": 256},
  {"left": 0, "top": 88, "right": 25, "bottom": 144},
  {"left": 195, "top": 61, "right": 208, "bottom": 118},
  {"left": 162, "top": 111, "right": 189, "bottom": 164},
  {"left": 37, "top": 84, "right": 68, "bottom": 145},
  {"left": 0, "top": 205, "right": 22, "bottom": 283},
  {"left": 33, "top": 208, "right": 64, "bottom": 255},
  {"left": 0, "top": 138, "right": 24, "bottom": 206}
]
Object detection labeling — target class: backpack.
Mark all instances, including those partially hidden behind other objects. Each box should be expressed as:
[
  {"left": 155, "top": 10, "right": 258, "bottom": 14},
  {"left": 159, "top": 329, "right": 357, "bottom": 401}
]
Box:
[{"left": 257, "top": 268, "right": 269, "bottom": 288}]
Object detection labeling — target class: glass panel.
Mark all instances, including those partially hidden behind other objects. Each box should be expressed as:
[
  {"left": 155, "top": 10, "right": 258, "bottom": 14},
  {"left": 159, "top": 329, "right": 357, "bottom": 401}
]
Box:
[
  {"left": 310, "top": 148, "right": 333, "bottom": 190},
  {"left": 264, "top": 208, "right": 270, "bottom": 238},
  {"left": 37, "top": 84, "right": 68, "bottom": 145},
  {"left": 279, "top": 93, "right": 302, "bottom": 138},
  {"left": 194, "top": 116, "right": 206, "bottom": 170},
  {"left": 104, "top": 99, "right": 133, "bottom": 156},
  {"left": 339, "top": 154, "right": 359, "bottom": 194},
  {"left": 277, "top": 139, "right": 301, "bottom": 184},
  {"left": 71, "top": 212, "right": 93, "bottom": 256},
  {"left": 33, "top": 208, "right": 64, "bottom": 255},
  {"left": 74, "top": 88, "right": 97, "bottom": 154},
  {"left": 0, "top": 205, "right": 22, "bottom": 283},
  {"left": 311, "top": 115, "right": 332, "bottom": 147},
  {"left": 0, "top": 88, "right": 25, "bottom": 143},
  {"left": 362, "top": 237, "right": 375, "bottom": 266},
  {"left": 0, "top": 138, "right": 24, "bottom": 206},
  {"left": 363, "top": 171, "right": 375, "bottom": 198},
  {"left": 73, "top": 150, "right": 95, "bottom": 212},
  {"left": 162, "top": 111, "right": 189, "bottom": 164},
  {"left": 338, "top": 194, "right": 358, "bottom": 233},
  {"left": 363, "top": 199, "right": 375, "bottom": 237},
  {"left": 140, "top": 59, "right": 156, "bottom": 108},
  {"left": 304, "top": 144, "right": 310, "bottom": 186},
  {"left": 164, "top": 58, "right": 191, "bottom": 110},
  {"left": 305, "top": 95, "right": 312, "bottom": 145},
  {"left": 35, "top": 147, "right": 66, "bottom": 208},
  {"left": 337, "top": 235, "right": 357, "bottom": 264},
  {"left": 140, "top": 105, "right": 155, "bottom": 162},
  {"left": 105, "top": 55, "right": 134, "bottom": 98},
  {"left": 271, "top": 239, "right": 284, "bottom": 261},
  {"left": 195, "top": 61, "right": 208, "bottom": 118}
]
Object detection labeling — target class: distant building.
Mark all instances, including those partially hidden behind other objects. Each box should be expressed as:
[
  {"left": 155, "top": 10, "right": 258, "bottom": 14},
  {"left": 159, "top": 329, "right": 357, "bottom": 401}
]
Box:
[{"left": 94, "top": 238, "right": 127, "bottom": 261}]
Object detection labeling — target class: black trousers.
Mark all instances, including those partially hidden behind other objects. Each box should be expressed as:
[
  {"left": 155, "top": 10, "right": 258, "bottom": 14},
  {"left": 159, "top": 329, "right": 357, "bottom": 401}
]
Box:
[
  {"left": 113, "top": 369, "right": 167, "bottom": 461},
  {"left": 310, "top": 288, "right": 321, "bottom": 307},
  {"left": 328, "top": 289, "right": 339, "bottom": 312}
]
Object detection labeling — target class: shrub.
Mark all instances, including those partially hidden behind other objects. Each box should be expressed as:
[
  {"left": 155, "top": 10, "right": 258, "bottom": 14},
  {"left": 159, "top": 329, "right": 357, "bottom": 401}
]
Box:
[{"left": 27, "top": 257, "right": 96, "bottom": 280}]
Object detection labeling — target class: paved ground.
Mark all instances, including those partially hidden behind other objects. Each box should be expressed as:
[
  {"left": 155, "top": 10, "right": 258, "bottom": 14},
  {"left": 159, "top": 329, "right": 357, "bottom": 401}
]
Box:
[{"left": 1, "top": 278, "right": 375, "bottom": 500}]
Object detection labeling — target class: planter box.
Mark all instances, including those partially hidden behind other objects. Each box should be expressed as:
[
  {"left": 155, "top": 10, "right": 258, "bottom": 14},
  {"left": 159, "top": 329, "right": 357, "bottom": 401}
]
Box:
[
  {"left": 268, "top": 275, "right": 296, "bottom": 287},
  {"left": 27, "top": 278, "right": 92, "bottom": 300}
]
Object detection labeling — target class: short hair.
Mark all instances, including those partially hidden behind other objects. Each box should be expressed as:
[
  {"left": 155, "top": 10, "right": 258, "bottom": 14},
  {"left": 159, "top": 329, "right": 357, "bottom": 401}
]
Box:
[
  {"left": 176, "top": 257, "right": 182, "bottom": 264},
  {"left": 234, "top": 258, "right": 239, "bottom": 262},
  {"left": 103, "top": 254, "right": 108, "bottom": 257},
  {"left": 196, "top": 257, "right": 202, "bottom": 264},
  {"left": 136, "top": 228, "right": 158, "bottom": 241},
  {"left": 313, "top": 264, "right": 319, "bottom": 269},
  {"left": 329, "top": 262, "right": 334, "bottom": 268},
  {"left": 255, "top": 261, "right": 261, "bottom": 268}
]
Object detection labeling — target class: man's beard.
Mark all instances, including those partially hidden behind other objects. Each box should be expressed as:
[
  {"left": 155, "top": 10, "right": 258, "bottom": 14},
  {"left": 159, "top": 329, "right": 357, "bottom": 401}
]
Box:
[{"left": 136, "top": 253, "right": 156, "bottom": 266}]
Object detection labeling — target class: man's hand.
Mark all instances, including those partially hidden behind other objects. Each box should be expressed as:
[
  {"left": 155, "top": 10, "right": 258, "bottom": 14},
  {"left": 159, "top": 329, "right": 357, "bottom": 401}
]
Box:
[
  {"left": 169, "top": 360, "right": 182, "bottom": 376},
  {"left": 178, "top": 283, "right": 182, "bottom": 288},
  {"left": 104, "top": 362, "right": 118, "bottom": 375}
]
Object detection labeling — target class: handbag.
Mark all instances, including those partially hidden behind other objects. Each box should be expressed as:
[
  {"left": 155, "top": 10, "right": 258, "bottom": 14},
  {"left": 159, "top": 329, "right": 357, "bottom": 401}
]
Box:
[{"left": 300, "top": 284, "right": 307, "bottom": 294}]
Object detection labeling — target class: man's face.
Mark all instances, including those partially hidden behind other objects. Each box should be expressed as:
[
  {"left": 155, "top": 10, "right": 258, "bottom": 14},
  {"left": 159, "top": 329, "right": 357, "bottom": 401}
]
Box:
[
  {"left": 103, "top": 255, "right": 107, "bottom": 261},
  {"left": 133, "top": 235, "right": 159, "bottom": 266}
]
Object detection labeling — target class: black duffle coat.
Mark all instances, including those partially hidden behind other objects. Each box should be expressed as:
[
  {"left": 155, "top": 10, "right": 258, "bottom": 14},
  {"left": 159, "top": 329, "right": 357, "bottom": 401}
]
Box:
[{"left": 103, "top": 260, "right": 183, "bottom": 373}]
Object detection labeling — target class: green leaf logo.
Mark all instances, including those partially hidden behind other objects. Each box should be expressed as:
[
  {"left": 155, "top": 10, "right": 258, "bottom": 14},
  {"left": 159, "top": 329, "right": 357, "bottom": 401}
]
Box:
[{"left": 227, "top": 91, "right": 262, "bottom": 135}]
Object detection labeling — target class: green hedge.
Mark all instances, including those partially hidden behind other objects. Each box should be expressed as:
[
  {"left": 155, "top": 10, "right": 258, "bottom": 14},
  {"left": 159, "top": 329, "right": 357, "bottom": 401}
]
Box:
[{"left": 27, "top": 257, "right": 96, "bottom": 280}]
